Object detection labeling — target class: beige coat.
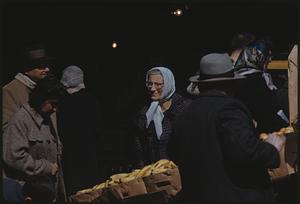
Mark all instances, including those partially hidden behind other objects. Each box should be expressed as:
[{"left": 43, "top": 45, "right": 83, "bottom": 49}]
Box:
[
  {"left": 2, "top": 74, "right": 58, "bottom": 132},
  {"left": 3, "top": 103, "right": 66, "bottom": 201},
  {"left": 2, "top": 74, "right": 66, "bottom": 200},
  {"left": 3, "top": 78, "right": 31, "bottom": 128}
]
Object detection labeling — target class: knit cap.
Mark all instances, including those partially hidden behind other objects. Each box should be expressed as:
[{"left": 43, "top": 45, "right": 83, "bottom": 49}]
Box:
[{"left": 60, "top": 65, "right": 84, "bottom": 88}]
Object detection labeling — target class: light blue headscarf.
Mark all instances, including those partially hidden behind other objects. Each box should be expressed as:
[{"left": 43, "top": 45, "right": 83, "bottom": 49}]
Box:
[{"left": 145, "top": 67, "right": 176, "bottom": 140}]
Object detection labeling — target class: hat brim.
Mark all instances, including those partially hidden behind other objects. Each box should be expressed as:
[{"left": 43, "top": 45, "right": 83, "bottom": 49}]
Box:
[
  {"left": 25, "top": 56, "right": 56, "bottom": 68},
  {"left": 196, "top": 73, "right": 246, "bottom": 83}
]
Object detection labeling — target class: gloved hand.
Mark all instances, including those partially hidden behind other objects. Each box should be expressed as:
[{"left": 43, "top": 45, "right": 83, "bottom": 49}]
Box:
[{"left": 265, "top": 132, "right": 286, "bottom": 151}]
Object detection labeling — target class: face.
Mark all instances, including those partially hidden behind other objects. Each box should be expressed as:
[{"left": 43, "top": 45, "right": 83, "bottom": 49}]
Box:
[
  {"left": 146, "top": 74, "right": 164, "bottom": 101},
  {"left": 25, "top": 66, "right": 50, "bottom": 81},
  {"left": 39, "top": 99, "right": 58, "bottom": 116}
]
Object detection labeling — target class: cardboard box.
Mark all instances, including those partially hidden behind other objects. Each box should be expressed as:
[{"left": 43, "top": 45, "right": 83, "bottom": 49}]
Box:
[
  {"left": 123, "top": 190, "right": 169, "bottom": 203},
  {"left": 142, "top": 167, "right": 182, "bottom": 197},
  {"left": 69, "top": 189, "right": 104, "bottom": 203},
  {"left": 108, "top": 177, "right": 148, "bottom": 200},
  {"left": 69, "top": 163, "right": 182, "bottom": 202},
  {"left": 288, "top": 45, "right": 298, "bottom": 125}
]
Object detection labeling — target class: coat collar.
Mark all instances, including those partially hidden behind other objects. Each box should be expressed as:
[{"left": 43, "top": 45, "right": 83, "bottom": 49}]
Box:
[
  {"left": 198, "top": 89, "right": 229, "bottom": 98},
  {"left": 23, "top": 103, "right": 44, "bottom": 128},
  {"left": 15, "top": 73, "right": 36, "bottom": 89}
]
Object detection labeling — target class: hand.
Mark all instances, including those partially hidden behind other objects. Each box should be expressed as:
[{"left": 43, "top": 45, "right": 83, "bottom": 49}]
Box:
[
  {"left": 265, "top": 132, "right": 286, "bottom": 151},
  {"left": 51, "top": 163, "right": 58, "bottom": 175}
]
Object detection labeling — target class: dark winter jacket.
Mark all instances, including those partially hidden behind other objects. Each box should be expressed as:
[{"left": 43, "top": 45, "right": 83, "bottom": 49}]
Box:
[
  {"left": 236, "top": 72, "right": 287, "bottom": 133},
  {"left": 58, "top": 89, "right": 102, "bottom": 196},
  {"left": 133, "top": 93, "right": 191, "bottom": 166},
  {"left": 171, "top": 90, "right": 280, "bottom": 202}
]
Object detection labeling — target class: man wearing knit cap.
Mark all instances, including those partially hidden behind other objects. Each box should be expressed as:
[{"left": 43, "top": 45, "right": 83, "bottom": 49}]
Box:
[{"left": 58, "top": 65, "right": 103, "bottom": 196}]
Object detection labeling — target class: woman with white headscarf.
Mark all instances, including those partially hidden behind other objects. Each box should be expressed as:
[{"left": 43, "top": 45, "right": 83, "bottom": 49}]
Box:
[{"left": 133, "top": 67, "right": 191, "bottom": 167}]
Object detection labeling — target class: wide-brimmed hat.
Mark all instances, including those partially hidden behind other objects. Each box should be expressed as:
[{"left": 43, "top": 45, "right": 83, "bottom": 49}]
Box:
[
  {"left": 22, "top": 44, "right": 55, "bottom": 71},
  {"left": 189, "top": 53, "right": 245, "bottom": 83}
]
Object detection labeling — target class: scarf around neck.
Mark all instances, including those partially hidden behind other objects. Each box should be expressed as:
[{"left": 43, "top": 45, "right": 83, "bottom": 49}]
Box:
[
  {"left": 15, "top": 73, "right": 36, "bottom": 89},
  {"left": 145, "top": 67, "right": 175, "bottom": 139}
]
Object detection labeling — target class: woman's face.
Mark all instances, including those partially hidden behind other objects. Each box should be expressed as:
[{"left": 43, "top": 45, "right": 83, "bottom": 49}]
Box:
[{"left": 147, "top": 74, "right": 164, "bottom": 101}]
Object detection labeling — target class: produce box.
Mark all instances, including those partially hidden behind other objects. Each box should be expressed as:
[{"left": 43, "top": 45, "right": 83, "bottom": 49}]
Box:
[
  {"left": 108, "top": 177, "right": 147, "bottom": 200},
  {"left": 259, "top": 126, "right": 297, "bottom": 181},
  {"left": 143, "top": 167, "right": 181, "bottom": 197},
  {"left": 69, "top": 188, "right": 104, "bottom": 203},
  {"left": 69, "top": 159, "right": 181, "bottom": 203}
]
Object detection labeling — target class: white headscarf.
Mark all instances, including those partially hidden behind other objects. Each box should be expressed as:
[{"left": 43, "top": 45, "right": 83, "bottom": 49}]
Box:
[
  {"left": 145, "top": 67, "right": 176, "bottom": 139},
  {"left": 60, "top": 65, "right": 86, "bottom": 94}
]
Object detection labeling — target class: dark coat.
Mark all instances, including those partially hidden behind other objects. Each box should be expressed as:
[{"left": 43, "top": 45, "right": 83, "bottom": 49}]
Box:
[
  {"left": 58, "top": 89, "right": 102, "bottom": 196},
  {"left": 171, "top": 90, "right": 280, "bottom": 202},
  {"left": 235, "top": 72, "right": 287, "bottom": 133},
  {"left": 133, "top": 93, "right": 191, "bottom": 167}
]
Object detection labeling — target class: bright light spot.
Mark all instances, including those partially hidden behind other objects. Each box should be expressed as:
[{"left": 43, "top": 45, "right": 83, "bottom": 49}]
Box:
[
  {"left": 173, "top": 9, "right": 182, "bottom": 16},
  {"left": 112, "top": 41, "right": 117, "bottom": 48}
]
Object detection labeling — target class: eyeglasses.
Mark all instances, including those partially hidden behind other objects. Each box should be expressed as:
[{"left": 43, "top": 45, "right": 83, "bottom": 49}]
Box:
[{"left": 146, "top": 81, "right": 164, "bottom": 88}]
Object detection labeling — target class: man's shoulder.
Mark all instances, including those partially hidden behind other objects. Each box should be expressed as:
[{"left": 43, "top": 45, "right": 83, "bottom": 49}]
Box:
[
  {"left": 193, "top": 92, "right": 246, "bottom": 109},
  {"left": 3, "top": 79, "right": 26, "bottom": 92}
]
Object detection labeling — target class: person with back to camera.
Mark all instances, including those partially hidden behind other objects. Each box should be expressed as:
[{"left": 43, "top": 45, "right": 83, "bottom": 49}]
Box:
[
  {"left": 133, "top": 67, "right": 191, "bottom": 167},
  {"left": 186, "top": 32, "right": 255, "bottom": 97},
  {"left": 170, "top": 53, "right": 285, "bottom": 202},
  {"left": 230, "top": 32, "right": 256, "bottom": 65},
  {"left": 234, "top": 40, "right": 288, "bottom": 134},
  {"left": 58, "top": 65, "right": 103, "bottom": 197}
]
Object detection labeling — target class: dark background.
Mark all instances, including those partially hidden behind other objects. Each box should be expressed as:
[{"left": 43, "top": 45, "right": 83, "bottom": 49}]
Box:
[{"left": 1, "top": 0, "right": 299, "bottom": 179}]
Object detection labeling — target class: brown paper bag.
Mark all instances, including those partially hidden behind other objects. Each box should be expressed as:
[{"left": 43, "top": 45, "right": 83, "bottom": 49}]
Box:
[
  {"left": 69, "top": 189, "right": 104, "bottom": 203},
  {"left": 143, "top": 167, "right": 182, "bottom": 197},
  {"left": 108, "top": 177, "right": 148, "bottom": 200},
  {"left": 268, "top": 143, "right": 295, "bottom": 181}
]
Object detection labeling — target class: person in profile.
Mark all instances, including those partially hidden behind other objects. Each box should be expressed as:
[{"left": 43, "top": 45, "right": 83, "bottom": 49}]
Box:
[{"left": 3, "top": 77, "right": 67, "bottom": 201}]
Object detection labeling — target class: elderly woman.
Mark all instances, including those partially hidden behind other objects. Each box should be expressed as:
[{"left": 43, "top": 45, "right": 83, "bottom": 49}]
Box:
[
  {"left": 133, "top": 67, "right": 191, "bottom": 167},
  {"left": 3, "top": 78, "right": 67, "bottom": 202}
]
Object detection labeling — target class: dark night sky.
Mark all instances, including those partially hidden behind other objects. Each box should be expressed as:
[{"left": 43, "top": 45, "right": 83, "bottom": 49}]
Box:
[{"left": 1, "top": 0, "right": 299, "bottom": 128}]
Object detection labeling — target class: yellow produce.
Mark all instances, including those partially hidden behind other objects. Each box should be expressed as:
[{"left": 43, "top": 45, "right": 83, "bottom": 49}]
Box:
[
  {"left": 74, "top": 159, "right": 178, "bottom": 195},
  {"left": 136, "top": 165, "right": 153, "bottom": 177},
  {"left": 259, "top": 126, "right": 295, "bottom": 140},
  {"left": 153, "top": 159, "right": 170, "bottom": 169}
]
